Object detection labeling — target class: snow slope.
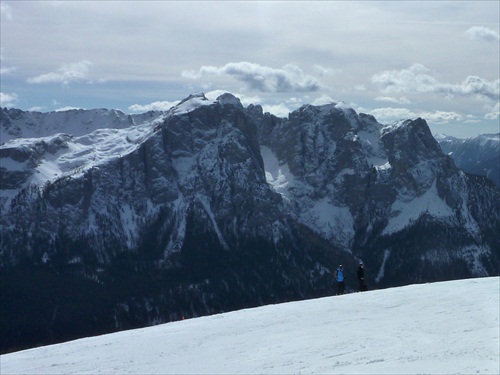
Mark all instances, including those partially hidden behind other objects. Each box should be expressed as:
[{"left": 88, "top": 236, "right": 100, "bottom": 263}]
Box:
[{"left": 2, "top": 277, "right": 498, "bottom": 374}]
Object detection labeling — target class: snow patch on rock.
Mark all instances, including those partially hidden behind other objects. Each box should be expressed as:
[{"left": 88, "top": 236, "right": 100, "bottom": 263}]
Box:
[{"left": 383, "top": 178, "right": 454, "bottom": 235}]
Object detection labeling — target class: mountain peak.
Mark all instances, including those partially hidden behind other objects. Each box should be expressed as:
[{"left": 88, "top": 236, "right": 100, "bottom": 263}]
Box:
[
  {"left": 170, "top": 92, "right": 216, "bottom": 115},
  {"left": 216, "top": 92, "right": 243, "bottom": 108}
]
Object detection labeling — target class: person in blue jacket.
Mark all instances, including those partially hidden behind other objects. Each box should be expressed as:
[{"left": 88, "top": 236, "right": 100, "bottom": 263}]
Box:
[{"left": 335, "top": 264, "right": 345, "bottom": 295}]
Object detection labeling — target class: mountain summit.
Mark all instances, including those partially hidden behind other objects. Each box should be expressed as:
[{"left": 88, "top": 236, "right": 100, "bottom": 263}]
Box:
[{"left": 1, "top": 93, "right": 499, "bottom": 352}]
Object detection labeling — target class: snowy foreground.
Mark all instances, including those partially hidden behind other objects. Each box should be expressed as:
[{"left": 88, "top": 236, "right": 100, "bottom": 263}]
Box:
[{"left": 2, "top": 278, "right": 499, "bottom": 375}]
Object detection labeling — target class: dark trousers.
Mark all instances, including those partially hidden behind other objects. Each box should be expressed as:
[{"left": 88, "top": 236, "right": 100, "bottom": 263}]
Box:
[
  {"left": 337, "top": 281, "right": 345, "bottom": 295},
  {"left": 359, "top": 279, "right": 367, "bottom": 291}
]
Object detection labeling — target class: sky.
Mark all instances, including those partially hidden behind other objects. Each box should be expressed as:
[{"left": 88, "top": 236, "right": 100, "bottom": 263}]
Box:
[{"left": 0, "top": 1, "right": 499, "bottom": 138}]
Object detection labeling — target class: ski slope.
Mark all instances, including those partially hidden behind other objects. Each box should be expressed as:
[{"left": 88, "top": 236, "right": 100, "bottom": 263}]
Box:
[{"left": 1, "top": 277, "right": 499, "bottom": 374}]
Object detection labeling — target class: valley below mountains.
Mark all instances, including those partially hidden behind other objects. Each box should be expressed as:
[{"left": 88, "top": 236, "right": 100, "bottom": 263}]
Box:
[{"left": 1, "top": 93, "right": 499, "bottom": 353}]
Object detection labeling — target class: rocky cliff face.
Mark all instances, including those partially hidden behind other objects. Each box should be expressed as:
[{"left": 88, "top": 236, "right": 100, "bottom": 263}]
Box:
[
  {"left": 253, "top": 104, "right": 499, "bottom": 286},
  {"left": 1, "top": 93, "right": 499, "bottom": 352}
]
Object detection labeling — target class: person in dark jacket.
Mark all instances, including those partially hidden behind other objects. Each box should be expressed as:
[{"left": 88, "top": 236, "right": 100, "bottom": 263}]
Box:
[
  {"left": 335, "top": 265, "right": 345, "bottom": 295},
  {"left": 357, "top": 261, "right": 367, "bottom": 291},
  {"left": 358, "top": 262, "right": 367, "bottom": 292}
]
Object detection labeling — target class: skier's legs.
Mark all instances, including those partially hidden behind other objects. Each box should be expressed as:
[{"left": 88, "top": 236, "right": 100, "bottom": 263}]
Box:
[{"left": 338, "top": 281, "right": 345, "bottom": 295}]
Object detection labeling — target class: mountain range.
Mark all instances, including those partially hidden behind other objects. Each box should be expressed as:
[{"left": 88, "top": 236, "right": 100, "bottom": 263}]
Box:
[
  {"left": 1, "top": 93, "right": 499, "bottom": 353},
  {"left": 436, "top": 133, "right": 500, "bottom": 187}
]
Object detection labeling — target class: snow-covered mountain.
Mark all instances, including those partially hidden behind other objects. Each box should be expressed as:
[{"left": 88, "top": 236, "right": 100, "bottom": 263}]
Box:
[
  {"left": 0, "top": 107, "right": 163, "bottom": 143},
  {"left": 1, "top": 93, "right": 499, "bottom": 353},
  {"left": 435, "top": 133, "right": 500, "bottom": 187},
  {"left": 1, "top": 277, "right": 499, "bottom": 374}
]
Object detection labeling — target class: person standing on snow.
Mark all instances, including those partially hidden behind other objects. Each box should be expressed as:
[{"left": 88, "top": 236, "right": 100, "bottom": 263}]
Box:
[
  {"left": 357, "top": 261, "right": 367, "bottom": 291},
  {"left": 335, "top": 265, "right": 345, "bottom": 295}
]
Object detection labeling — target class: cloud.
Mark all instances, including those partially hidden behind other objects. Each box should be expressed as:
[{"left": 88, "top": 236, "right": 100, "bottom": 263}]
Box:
[
  {"left": 437, "top": 76, "right": 500, "bottom": 101},
  {"left": 368, "top": 107, "right": 416, "bottom": 124},
  {"left": 372, "top": 64, "right": 499, "bottom": 101},
  {"left": 0, "top": 92, "right": 18, "bottom": 107},
  {"left": 371, "top": 64, "right": 440, "bottom": 94},
  {"left": 28, "top": 106, "right": 45, "bottom": 112},
  {"left": 182, "top": 62, "right": 321, "bottom": 93},
  {"left": 311, "top": 95, "right": 336, "bottom": 106},
  {"left": 0, "top": 47, "right": 16, "bottom": 75},
  {"left": 465, "top": 26, "right": 500, "bottom": 43},
  {"left": 313, "top": 65, "right": 342, "bottom": 77},
  {"left": 0, "top": 66, "right": 16, "bottom": 75},
  {"left": 128, "top": 100, "right": 179, "bottom": 113},
  {"left": 374, "top": 96, "right": 411, "bottom": 105},
  {"left": 55, "top": 106, "right": 83, "bottom": 112},
  {"left": 0, "top": 3, "right": 12, "bottom": 20},
  {"left": 484, "top": 103, "right": 499, "bottom": 120},
  {"left": 261, "top": 103, "right": 292, "bottom": 118},
  {"left": 420, "top": 110, "right": 463, "bottom": 124},
  {"left": 368, "top": 106, "right": 462, "bottom": 125},
  {"left": 27, "top": 60, "right": 92, "bottom": 85}
]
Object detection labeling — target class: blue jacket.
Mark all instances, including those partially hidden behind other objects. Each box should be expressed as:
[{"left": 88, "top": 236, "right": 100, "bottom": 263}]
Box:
[{"left": 336, "top": 268, "right": 344, "bottom": 282}]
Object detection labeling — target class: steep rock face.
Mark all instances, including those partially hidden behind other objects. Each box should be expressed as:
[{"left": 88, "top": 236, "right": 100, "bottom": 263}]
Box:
[{"left": 254, "top": 106, "right": 499, "bottom": 286}]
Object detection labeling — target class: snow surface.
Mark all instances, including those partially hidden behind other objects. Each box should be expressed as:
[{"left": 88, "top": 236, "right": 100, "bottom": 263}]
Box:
[
  {"left": 2, "top": 277, "right": 498, "bottom": 375},
  {"left": 261, "top": 146, "right": 293, "bottom": 197}
]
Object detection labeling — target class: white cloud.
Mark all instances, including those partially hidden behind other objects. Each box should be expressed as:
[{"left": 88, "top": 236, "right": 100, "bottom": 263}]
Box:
[
  {"left": 374, "top": 96, "right": 411, "bottom": 105},
  {"left": 0, "top": 66, "right": 16, "bottom": 75},
  {"left": 311, "top": 95, "right": 336, "bottom": 106},
  {"left": 368, "top": 107, "right": 416, "bottom": 124},
  {"left": 420, "top": 110, "right": 463, "bottom": 124},
  {"left": 0, "top": 47, "right": 16, "bottom": 74},
  {"left": 372, "top": 64, "right": 499, "bottom": 101},
  {"left": 437, "top": 76, "right": 500, "bottom": 101},
  {"left": 313, "top": 65, "right": 342, "bottom": 77},
  {"left": 484, "top": 103, "right": 499, "bottom": 120},
  {"left": 27, "top": 60, "right": 93, "bottom": 85},
  {"left": 465, "top": 26, "right": 500, "bottom": 43},
  {"left": 128, "top": 100, "right": 179, "bottom": 113},
  {"left": 55, "top": 106, "right": 83, "bottom": 112},
  {"left": 182, "top": 62, "right": 321, "bottom": 93},
  {"left": 28, "top": 106, "right": 45, "bottom": 112},
  {"left": 368, "top": 107, "right": 463, "bottom": 125},
  {"left": 371, "top": 64, "right": 440, "bottom": 94},
  {"left": 285, "top": 97, "right": 304, "bottom": 105},
  {"left": 0, "top": 3, "right": 12, "bottom": 20},
  {"left": 0, "top": 92, "right": 18, "bottom": 107},
  {"left": 261, "top": 103, "right": 292, "bottom": 118}
]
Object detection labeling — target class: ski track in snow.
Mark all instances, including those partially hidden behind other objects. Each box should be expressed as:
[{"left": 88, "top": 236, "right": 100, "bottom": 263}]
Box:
[{"left": 1, "top": 277, "right": 499, "bottom": 375}]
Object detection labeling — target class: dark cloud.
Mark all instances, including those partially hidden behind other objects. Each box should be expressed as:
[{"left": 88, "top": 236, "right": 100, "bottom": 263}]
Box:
[{"left": 183, "top": 62, "right": 321, "bottom": 93}]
